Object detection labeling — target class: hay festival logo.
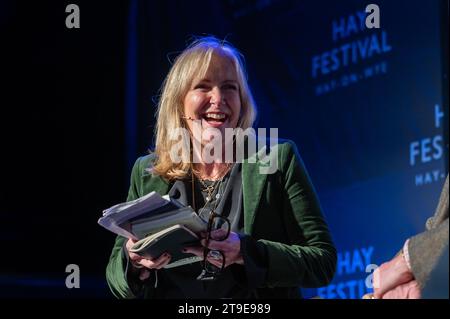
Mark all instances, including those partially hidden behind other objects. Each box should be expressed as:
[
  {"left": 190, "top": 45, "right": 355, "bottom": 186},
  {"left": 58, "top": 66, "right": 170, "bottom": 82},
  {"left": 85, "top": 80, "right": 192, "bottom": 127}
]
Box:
[{"left": 311, "top": 4, "right": 391, "bottom": 96}]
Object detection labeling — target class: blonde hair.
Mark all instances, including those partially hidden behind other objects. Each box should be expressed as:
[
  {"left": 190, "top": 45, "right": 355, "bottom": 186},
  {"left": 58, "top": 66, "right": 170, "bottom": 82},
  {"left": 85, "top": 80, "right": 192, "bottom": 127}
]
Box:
[{"left": 152, "top": 37, "right": 257, "bottom": 181}]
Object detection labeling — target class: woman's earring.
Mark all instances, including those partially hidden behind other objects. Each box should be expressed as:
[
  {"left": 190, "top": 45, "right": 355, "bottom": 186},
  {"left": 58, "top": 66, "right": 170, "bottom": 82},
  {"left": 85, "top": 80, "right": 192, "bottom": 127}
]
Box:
[{"left": 182, "top": 115, "right": 194, "bottom": 121}]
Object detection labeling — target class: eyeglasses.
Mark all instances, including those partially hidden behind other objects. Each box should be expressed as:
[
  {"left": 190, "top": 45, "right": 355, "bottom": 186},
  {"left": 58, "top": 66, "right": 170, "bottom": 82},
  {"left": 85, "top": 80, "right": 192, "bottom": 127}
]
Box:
[{"left": 196, "top": 211, "right": 230, "bottom": 281}]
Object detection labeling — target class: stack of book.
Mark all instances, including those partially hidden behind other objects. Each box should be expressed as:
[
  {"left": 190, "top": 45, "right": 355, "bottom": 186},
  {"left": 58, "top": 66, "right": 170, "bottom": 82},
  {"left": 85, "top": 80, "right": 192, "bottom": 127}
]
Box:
[{"left": 98, "top": 191, "right": 207, "bottom": 268}]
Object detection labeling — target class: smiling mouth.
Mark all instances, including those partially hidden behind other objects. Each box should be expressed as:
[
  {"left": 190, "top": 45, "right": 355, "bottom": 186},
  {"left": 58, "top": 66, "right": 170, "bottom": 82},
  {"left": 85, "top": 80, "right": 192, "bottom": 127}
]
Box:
[{"left": 202, "top": 112, "right": 229, "bottom": 124}]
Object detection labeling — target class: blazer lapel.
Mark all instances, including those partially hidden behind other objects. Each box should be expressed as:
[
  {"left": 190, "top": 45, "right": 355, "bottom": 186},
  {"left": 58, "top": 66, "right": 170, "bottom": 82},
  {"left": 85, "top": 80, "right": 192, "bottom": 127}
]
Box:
[{"left": 242, "top": 148, "right": 269, "bottom": 234}]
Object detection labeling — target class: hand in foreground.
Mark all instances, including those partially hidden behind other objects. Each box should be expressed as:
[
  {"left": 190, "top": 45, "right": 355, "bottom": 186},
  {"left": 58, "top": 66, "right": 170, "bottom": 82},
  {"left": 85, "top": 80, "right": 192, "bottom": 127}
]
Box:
[
  {"left": 382, "top": 280, "right": 421, "bottom": 299},
  {"left": 373, "top": 253, "right": 414, "bottom": 299},
  {"left": 125, "top": 238, "right": 171, "bottom": 280},
  {"left": 183, "top": 230, "right": 244, "bottom": 268}
]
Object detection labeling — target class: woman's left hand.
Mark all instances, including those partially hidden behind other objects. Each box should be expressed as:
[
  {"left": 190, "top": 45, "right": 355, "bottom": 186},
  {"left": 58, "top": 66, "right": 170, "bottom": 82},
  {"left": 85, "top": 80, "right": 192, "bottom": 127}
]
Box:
[{"left": 183, "top": 230, "right": 244, "bottom": 268}]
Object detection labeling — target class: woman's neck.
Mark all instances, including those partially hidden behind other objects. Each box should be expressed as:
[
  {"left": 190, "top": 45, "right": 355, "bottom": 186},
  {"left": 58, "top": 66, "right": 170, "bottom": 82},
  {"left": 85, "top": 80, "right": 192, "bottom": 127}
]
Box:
[
  {"left": 191, "top": 137, "right": 235, "bottom": 180},
  {"left": 193, "top": 162, "right": 231, "bottom": 181}
]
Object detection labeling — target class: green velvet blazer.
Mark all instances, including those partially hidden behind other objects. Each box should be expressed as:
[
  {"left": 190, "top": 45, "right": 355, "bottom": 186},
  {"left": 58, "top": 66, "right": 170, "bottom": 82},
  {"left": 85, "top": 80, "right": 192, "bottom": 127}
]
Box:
[{"left": 106, "top": 140, "right": 336, "bottom": 298}]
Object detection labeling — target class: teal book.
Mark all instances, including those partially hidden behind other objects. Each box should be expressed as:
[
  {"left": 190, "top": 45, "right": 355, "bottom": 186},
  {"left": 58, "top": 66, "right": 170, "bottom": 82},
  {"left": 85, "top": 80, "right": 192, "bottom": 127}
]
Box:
[{"left": 130, "top": 224, "right": 203, "bottom": 268}]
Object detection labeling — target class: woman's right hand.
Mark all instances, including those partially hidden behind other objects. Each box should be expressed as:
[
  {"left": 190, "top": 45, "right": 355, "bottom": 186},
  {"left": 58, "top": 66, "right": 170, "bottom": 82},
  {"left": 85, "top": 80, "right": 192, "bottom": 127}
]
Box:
[{"left": 125, "top": 238, "right": 171, "bottom": 280}]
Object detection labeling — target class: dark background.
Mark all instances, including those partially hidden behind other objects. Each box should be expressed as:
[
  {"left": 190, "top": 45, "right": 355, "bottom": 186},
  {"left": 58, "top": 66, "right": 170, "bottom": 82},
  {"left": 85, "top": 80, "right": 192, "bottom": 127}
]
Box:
[
  {"left": 0, "top": 0, "right": 448, "bottom": 298},
  {"left": 1, "top": 1, "right": 128, "bottom": 297}
]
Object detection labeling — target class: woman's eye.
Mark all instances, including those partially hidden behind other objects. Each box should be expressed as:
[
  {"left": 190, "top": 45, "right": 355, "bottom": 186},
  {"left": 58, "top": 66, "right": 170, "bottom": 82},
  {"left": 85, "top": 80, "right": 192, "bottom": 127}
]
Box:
[
  {"left": 194, "top": 84, "right": 209, "bottom": 90},
  {"left": 223, "top": 84, "right": 238, "bottom": 90}
]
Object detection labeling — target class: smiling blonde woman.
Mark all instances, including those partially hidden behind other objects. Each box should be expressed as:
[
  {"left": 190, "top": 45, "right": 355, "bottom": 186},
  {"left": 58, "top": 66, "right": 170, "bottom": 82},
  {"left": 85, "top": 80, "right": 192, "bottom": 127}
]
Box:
[{"left": 106, "top": 36, "right": 336, "bottom": 299}]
